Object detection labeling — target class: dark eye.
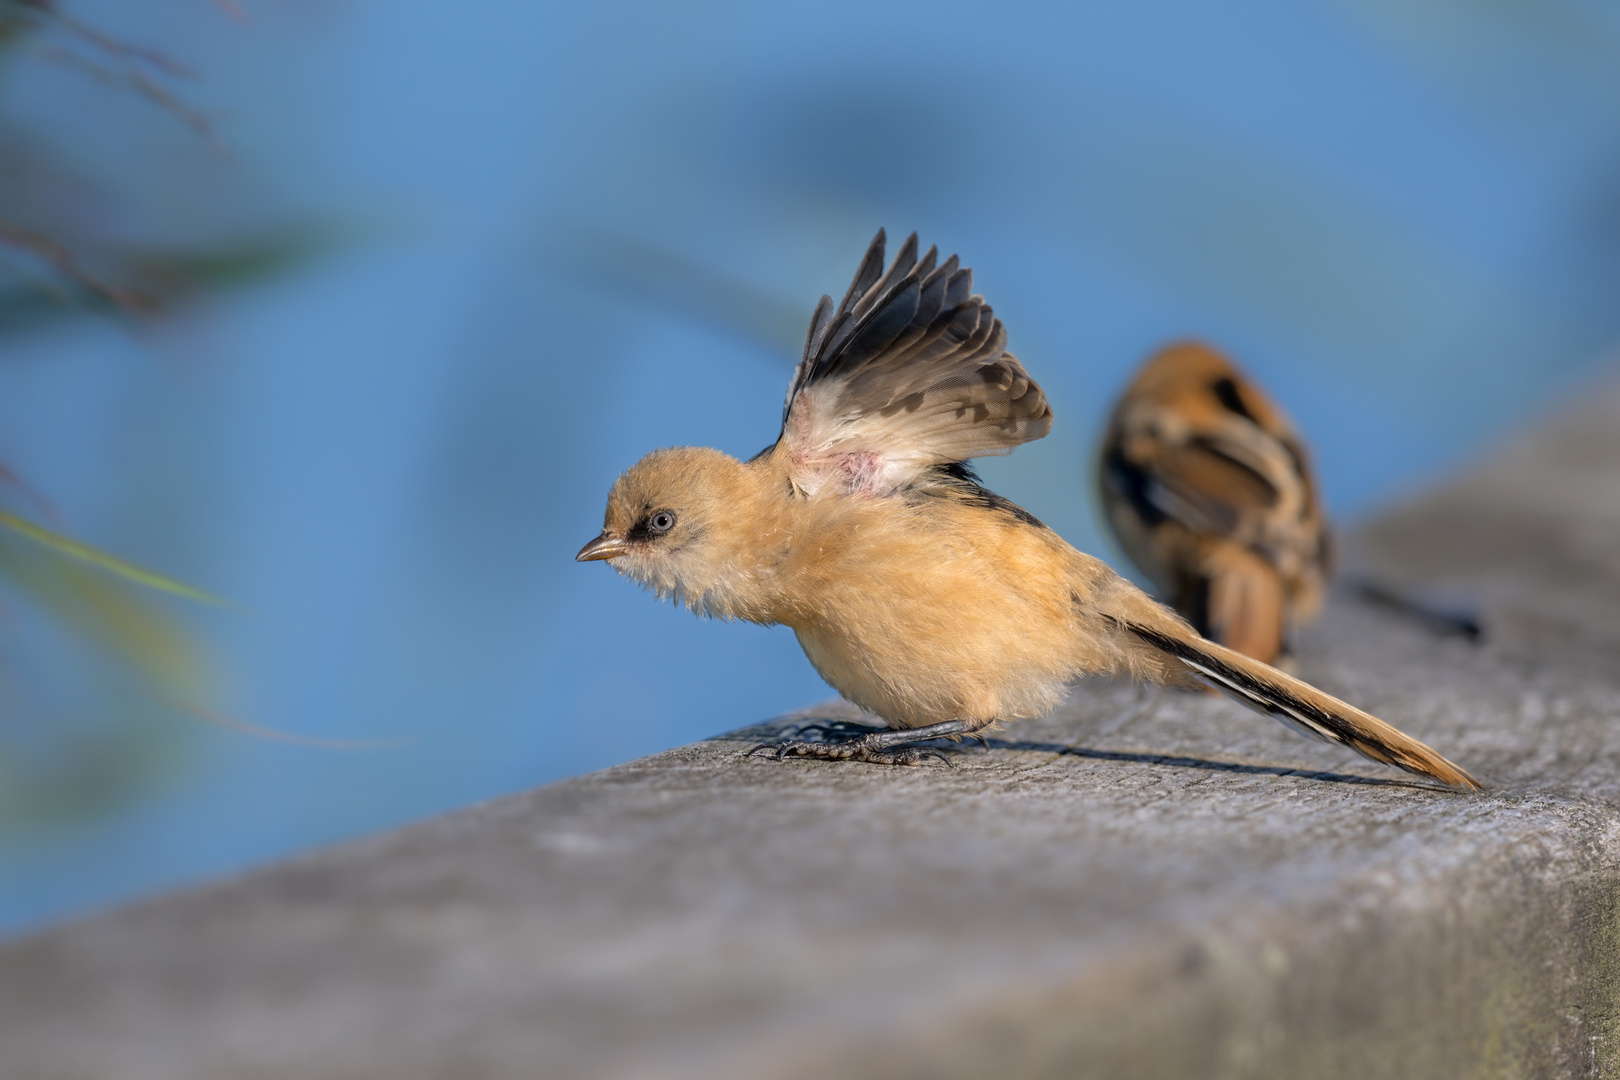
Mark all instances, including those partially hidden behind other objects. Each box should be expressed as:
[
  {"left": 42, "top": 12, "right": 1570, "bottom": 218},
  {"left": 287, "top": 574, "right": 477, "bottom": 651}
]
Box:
[{"left": 649, "top": 510, "right": 676, "bottom": 533}]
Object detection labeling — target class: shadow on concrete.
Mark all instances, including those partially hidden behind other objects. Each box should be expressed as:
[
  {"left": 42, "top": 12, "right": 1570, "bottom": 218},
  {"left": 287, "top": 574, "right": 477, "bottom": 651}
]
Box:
[{"left": 713, "top": 717, "right": 1448, "bottom": 792}]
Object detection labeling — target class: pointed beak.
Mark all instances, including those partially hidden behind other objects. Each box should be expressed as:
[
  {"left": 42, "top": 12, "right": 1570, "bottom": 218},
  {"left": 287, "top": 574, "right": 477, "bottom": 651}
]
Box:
[{"left": 576, "top": 532, "right": 629, "bottom": 562}]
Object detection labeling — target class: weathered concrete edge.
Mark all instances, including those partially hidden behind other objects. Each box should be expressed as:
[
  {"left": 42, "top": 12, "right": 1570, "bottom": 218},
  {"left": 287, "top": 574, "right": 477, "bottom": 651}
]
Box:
[
  {"left": 5, "top": 713, "right": 1620, "bottom": 1080},
  {"left": 614, "top": 736, "right": 1620, "bottom": 1080}
]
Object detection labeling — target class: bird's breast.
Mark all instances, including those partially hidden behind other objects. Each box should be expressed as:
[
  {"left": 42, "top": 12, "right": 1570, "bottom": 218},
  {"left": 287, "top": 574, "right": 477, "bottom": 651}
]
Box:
[{"left": 777, "top": 502, "right": 1083, "bottom": 728}]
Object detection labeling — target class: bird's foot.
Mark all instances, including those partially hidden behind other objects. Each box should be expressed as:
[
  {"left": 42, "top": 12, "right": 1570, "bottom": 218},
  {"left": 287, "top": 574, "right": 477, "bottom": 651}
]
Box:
[
  {"left": 748, "top": 718, "right": 983, "bottom": 768},
  {"left": 749, "top": 735, "right": 953, "bottom": 767}
]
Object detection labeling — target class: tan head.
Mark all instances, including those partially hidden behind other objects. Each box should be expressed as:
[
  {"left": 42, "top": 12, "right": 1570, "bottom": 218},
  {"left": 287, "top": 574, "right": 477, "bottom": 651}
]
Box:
[
  {"left": 576, "top": 445, "right": 759, "bottom": 616},
  {"left": 1116, "top": 341, "right": 1292, "bottom": 439}
]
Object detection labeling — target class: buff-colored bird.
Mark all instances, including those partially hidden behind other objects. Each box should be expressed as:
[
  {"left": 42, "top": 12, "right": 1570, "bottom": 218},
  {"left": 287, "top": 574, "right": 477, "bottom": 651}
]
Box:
[
  {"left": 577, "top": 231, "right": 1477, "bottom": 788},
  {"left": 1098, "top": 343, "right": 1332, "bottom": 666}
]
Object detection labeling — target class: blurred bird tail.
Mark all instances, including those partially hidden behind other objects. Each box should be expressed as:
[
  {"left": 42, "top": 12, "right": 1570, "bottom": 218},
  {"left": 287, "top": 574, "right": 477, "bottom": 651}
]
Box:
[
  {"left": 1200, "top": 546, "right": 1285, "bottom": 665},
  {"left": 1119, "top": 617, "right": 1480, "bottom": 790}
]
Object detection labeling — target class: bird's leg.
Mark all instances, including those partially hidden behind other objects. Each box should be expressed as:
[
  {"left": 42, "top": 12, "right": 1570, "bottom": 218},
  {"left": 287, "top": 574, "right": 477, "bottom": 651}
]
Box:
[{"left": 749, "top": 719, "right": 987, "bottom": 767}]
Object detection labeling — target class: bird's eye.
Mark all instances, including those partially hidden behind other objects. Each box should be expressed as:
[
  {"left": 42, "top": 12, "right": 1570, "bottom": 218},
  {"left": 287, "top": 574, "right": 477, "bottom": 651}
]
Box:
[{"left": 649, "top": 510, "right": 676, "bottom": 533}]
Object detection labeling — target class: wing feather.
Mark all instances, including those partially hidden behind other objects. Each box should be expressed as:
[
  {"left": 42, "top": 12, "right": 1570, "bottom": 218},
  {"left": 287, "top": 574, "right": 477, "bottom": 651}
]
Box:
[
  {"left": 851, "top": 231, "right": 918, "bottom": 322},
  {"left": 836, "top": 278, "right": 920, "bottom": 371},
  {"left": 837, "top": 231, "right": 888, "bottom": 320},
  {"left": 778, "top": 230, "right": 1052, "bottom": 498}
]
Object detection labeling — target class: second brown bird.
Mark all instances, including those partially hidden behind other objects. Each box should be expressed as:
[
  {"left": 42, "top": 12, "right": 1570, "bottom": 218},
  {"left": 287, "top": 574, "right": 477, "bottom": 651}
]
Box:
[{"left": 1099, "top": 342, "right": 1332, "bottom": 666}]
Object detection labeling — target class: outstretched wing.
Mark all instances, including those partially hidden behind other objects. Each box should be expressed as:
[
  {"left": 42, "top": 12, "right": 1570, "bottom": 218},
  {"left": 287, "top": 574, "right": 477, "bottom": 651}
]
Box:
[{"left": 778, "top": 229, "right": 1052, "bottom": 498}]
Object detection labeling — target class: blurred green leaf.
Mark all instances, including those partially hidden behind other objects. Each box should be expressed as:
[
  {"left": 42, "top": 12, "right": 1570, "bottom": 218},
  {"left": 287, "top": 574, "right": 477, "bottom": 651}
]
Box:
[
  {"left": 0, "top": 228, "right": 344, "bottom": 339},
  {"left": 0, "top": 1, "right": 46, "bottom": 50}
]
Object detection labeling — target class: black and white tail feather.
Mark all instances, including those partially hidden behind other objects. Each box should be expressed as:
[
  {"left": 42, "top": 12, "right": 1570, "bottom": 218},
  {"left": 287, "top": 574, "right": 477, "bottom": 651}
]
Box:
[{"left": 1123, "top": 620, "right": 1479, "bottom": 788}]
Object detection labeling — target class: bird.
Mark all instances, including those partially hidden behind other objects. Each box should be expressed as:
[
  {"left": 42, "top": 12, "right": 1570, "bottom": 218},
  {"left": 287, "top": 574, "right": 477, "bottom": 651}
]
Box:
[
  {"left": 1097, "top": 342, "right": 1332, "bottom": 667},
  {"left": 576, "top": 230, "right": 1478, "bottom": 789}
]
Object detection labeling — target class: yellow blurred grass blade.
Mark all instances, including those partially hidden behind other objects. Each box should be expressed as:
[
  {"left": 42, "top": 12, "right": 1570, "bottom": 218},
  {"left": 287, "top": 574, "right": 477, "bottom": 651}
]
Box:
[
  {"left": 0, "top": 510, "right": 224, "bottom": 606},
  {"left": 0, "top": 528, "right": 204, "bottom": 702},
  {"left": 0, "top": 518, "right": 409, "bottom": 749}
]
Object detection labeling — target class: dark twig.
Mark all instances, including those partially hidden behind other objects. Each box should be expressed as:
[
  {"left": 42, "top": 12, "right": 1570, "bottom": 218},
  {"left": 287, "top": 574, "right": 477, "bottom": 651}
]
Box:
[
  {"left": 35, "top": 46, "right": 226, "bottom": 152},
  {"left": 42, "top": 6, "right": 194, "bottom": 76},
  {"left": 0, "top": 220, "right": 152, "bottom": 314}
]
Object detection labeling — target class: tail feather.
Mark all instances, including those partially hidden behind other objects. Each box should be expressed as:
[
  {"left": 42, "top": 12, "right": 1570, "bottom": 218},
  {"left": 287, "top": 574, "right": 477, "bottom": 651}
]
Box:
[{"left": 1122, "top": 620, "right": 1480, "bottom": 790}]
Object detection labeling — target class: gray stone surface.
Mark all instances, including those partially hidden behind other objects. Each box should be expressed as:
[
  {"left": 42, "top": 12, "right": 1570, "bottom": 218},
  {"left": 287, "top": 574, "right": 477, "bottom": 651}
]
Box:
[{"left": 6, "top": 375, "right": 1620, "bottom": 1079}]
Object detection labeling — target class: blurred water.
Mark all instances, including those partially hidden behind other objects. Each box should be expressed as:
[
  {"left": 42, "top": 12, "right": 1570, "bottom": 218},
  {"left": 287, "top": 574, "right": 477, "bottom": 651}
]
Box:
[{"left": 1, "top": 0, "right": 1618, "bottom": 935}]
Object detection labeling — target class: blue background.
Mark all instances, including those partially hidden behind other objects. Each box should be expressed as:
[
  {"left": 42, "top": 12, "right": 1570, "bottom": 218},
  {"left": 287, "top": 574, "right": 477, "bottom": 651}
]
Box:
[{"left": 2, "top": 0, "right": 1619, "bottom": 934}]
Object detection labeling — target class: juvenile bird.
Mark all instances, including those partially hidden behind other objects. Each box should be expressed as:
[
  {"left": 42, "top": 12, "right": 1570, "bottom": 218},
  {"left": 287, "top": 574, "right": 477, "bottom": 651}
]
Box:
[
  {"left": 578, "top": 231, "right": 1477, "bottom": 788},
  {"left": 1098, "top": 343, "right": 1332, "bottom": 666}
]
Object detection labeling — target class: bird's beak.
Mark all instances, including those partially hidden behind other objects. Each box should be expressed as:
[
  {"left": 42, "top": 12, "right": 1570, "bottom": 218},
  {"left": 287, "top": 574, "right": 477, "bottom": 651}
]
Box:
[{"left": 576, "top": 532, "right": 629, "bottom": 562}]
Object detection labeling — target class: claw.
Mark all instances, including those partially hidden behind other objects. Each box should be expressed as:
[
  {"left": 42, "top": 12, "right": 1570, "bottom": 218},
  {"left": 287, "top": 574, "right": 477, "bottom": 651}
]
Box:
[
  {"left": 744, "top": 717, "right": 990, "bottom": 768},
  {"left": 745, "top": 735, "right": 955, "bottom": 767}
]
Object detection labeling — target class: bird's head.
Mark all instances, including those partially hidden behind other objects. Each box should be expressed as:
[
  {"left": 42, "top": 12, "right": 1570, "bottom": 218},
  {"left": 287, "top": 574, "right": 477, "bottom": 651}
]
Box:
[{"left": 576, "top": 445, "right": 757, "bottom": 615}]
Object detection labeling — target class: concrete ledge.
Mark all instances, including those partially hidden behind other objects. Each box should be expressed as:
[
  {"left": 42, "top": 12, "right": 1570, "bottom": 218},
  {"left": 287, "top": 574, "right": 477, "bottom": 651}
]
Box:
[{"left": 5, "top": 377, "right": 1620, "bottom": 1079}]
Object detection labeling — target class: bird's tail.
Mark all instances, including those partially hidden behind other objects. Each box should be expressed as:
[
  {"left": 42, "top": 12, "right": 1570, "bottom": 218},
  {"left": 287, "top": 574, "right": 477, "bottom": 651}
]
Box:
[
  {"left": 1199, "top": 544, "right": 1287, "bottom": 664},
  {"left": 1118, "top": 617, "right": 1479, "bottom": 789}
]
